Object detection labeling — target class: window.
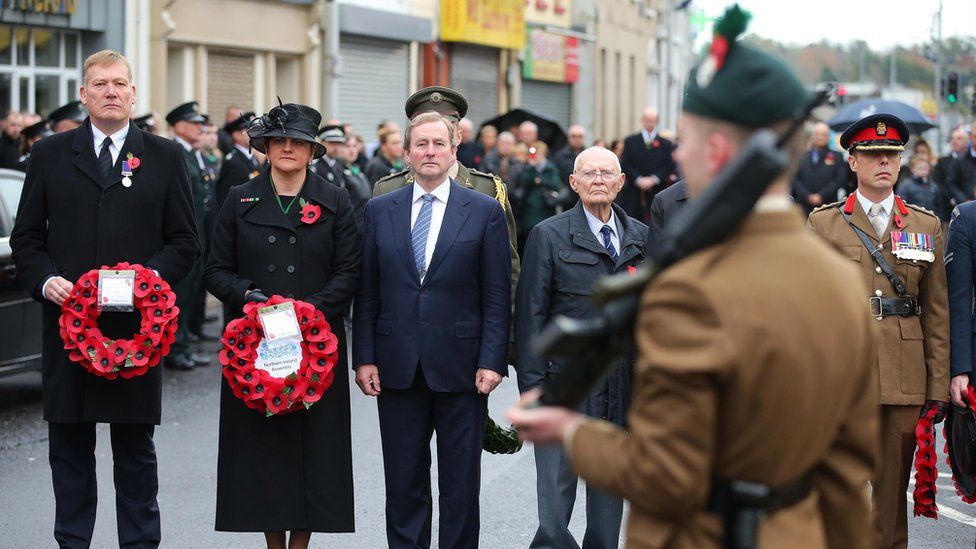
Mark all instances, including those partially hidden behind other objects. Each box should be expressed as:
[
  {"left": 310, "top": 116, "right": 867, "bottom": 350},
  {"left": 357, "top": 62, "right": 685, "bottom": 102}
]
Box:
[{"left": 0, "top": 26, "right": 82, "bottom": 116}]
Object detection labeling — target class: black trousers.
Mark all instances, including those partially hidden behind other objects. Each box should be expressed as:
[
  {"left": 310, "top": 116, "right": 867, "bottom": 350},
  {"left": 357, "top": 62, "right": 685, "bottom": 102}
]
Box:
[
  {"left": 48, "top": 422, "right": 160, "bottom": 549},
  {"left": 377, "top": 368, "right": 487, "bottom": 549}
]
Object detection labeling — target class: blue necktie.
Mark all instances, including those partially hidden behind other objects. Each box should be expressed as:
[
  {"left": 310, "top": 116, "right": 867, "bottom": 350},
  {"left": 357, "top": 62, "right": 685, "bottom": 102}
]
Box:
[
  {"left": 412, "top": 194, "right": 434, "bottom": 278},
  {"left": 600, "top": 224, "right": 618, "bottom": 262}
]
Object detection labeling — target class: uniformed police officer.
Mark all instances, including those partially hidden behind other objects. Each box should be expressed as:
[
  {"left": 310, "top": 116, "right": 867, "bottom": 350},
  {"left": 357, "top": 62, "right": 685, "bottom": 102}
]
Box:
[
  {"left": 48, "top": 100, "right": 87, "bottom": 133},
  {"left": 373, "top": 86, "right": 521, "bottom": 288},
  {"left": 15, "top": 119, "right": 53, "bottom": 172},
  {"left": 216, "top": 111, "right": 259, "bottom": 208},
  {"left": 807, "top": 112, "right": 949, "bottom": 549},
  {"left": 166, "top": 101, "right": 212, "bottom": 370},
  {"left": 508, "top": 5, "right": 879, "bottom": 547},
  {"left": 314, "top": 124, "right": 370, "bottom": 232}
]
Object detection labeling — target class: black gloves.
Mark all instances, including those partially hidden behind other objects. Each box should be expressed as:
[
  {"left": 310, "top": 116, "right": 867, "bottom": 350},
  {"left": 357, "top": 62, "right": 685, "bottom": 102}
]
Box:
[
  {"left": 245, "top": 290, "right": 269, "bottom": 304},
  {"left": 921, "top": 400, "right": 948, "bottom": 424}
]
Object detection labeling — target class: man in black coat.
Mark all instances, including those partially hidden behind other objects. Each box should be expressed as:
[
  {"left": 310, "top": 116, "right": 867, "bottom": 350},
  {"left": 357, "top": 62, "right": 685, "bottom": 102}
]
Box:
[
  {"left": 315, "top": 124, "right": 370, "bottom": 231},
  {"left": 616, "top": 107, "right": 677, "bottom": 222},
  {"left": 365, "top": 127, "right": 405, "bottom": 186},
  {"left": 516, "top": 146, "right": 645, "bottom": 549},
  {"left": 792, "top": 122, "right": 846, "bottom": 214},
  {"left": 215, "top": 111, "right": 259, "bottom": 209},
  {"left": 0, "top": 110, "right": 23, "bottom": 169},
  {"left": 947, "top": 123, "right": 976, "bottom": 205},
  {"left": 552, "top": 124, "right": 586, "bottom": 185},
  {"left": 934, "top": 128, "right": 969, "bottom": 187},
  {"left": 10, "top": 49, "right": 198, "bottom": 549},
  {"left": 645, "top": 178, "right": 687, "bottom": 251}
]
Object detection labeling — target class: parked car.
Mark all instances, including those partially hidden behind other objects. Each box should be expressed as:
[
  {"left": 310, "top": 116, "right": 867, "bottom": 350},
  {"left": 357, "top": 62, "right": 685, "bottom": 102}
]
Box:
[{"left": 0, "top": 168, "right": 42, "bottom": 377}]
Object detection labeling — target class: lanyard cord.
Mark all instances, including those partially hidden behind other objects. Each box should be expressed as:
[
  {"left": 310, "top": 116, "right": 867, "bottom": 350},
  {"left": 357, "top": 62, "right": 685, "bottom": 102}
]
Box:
[{"left": 270, "top": 175, "right": 302, "bottom": 214}]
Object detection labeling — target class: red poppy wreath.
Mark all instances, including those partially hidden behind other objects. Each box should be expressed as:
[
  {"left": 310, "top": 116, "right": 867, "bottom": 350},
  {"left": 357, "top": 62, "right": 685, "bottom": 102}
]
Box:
[
  {"left": 58, "top": 262, "right": 178, "bottom": 380},
  {"left": 219, "top": 295, "right": 338, "bottom": 416}
]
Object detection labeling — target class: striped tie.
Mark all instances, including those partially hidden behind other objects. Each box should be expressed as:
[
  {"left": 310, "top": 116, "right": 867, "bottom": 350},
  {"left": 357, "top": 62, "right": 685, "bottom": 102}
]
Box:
[
  {"left": 600, "top": 225, "right": 619, "bottom": 262},
  {"left": 412, "top": 194, "right": 434, "bottom": 278}
]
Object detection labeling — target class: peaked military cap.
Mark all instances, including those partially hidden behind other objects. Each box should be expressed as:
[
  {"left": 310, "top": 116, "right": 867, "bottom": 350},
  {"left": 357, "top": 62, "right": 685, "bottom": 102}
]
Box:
[
  {"left": 166, "top": 101, "right": 208, "bottom": 125},
  {"left": 683, "top": 5, "right": 810, "bottom": 128},
  {"left": 839, "top": 113, "right": 910, "bottom": 152},
  {"left": 405, "top": 86, "right": 468, "bottom": 121},
  {"left": 317, "top": 124, "right": 346, "bottom": 143},
  {"left": 48, "top": 100, "right": 87, "bottom": 125},
  {"left": 132, "top": 113, "right": 156, "bottom": 132},
  {"left": 23, "top": 119, "right": 53, "bottom": 140},
  {"left": 224, "top": 111, "right": 255, "bottom": 134}
]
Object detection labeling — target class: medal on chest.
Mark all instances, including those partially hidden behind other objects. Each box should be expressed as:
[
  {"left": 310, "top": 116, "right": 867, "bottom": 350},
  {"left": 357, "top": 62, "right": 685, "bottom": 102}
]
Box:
[{"left": 891, "top": 230, "right": 935, "bottom": 263}]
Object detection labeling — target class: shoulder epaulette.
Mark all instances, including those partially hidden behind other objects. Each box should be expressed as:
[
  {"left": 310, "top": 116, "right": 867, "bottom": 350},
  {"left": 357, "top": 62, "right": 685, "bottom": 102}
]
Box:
[
  {"left": 469, "top": 168, "right": 508, "bottom": 211},
  {"left": 376, "top": 168, "right": 410, "bottom": 185},
  {"left": 811, "top": 200, "right": 844, "bottom": 214},
  {"left": 903, "top": 202, "right": 938, "bottom": 219},
  {"left": 468, "top": 168, "right": 495, "bottom": 180}
]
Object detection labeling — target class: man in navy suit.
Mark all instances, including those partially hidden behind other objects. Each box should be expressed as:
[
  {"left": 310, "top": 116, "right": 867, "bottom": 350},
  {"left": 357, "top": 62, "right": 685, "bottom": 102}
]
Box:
[
  {"left": 945, "top": 203, "right": 976, "bottom": 407},
  {"left": 353, "top": 111, "right": 511, "bottom": 549},
  {"left": 616, "top": 107, "right": 677, "bottom": 222}
]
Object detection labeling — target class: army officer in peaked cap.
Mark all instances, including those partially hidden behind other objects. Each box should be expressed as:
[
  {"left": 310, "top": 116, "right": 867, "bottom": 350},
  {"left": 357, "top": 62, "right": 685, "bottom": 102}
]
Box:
[
  {"left": 205, "top": 102, "right": 360, "bottom": 549},
  {"left": 48, "top": 100, "right": 88, "bottom": 133},
  {"left": 510, "top": 5, "right": 880, "bottom": 547},
  {"left": 808, "top": 112, "right": 948, "bottom": 548},
  {"left": 373, "top": 86, "right": 521, "bottom": 290}
]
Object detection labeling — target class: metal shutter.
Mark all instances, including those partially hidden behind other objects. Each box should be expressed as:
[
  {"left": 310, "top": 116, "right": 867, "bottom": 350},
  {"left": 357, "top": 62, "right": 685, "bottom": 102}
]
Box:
[
  {"left": 337, "top": 36, "right": 409, "bottom": 138},
  {"left": 450, "top": 45, "right": 499, "bottom": 127},
  {"left": 207, "top": 50, "right": 255, "bottom": 119},
  {"left": 520, "top": 80, "right": 571, "bottom": 131}
]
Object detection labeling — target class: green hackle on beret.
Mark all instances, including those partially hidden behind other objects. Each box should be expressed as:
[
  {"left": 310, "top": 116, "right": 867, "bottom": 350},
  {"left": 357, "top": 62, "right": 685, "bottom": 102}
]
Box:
[{"left": 683, "top": 4, "right": 810, "bottom": 128}]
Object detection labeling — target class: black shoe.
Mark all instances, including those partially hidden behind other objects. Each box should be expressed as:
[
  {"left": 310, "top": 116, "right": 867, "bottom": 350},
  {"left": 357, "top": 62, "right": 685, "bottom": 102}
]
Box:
[
  {"left": 190, "top": 353, "right": 211, "bottom": 367},
  {"left": 186, "top": 332, "right": 201, "bottom": 343},
  {"left": 192, "top": 331, "right": 219, "bottom": 342},
  {"left": 164, "top": 354, "right": 194, "bottom": 371}
]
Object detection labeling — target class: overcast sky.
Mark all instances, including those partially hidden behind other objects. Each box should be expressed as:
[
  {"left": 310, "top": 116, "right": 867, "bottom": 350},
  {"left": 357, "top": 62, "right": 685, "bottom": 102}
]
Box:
[{"left": 691, "top": 0, "right": 976, "bottom": 51}]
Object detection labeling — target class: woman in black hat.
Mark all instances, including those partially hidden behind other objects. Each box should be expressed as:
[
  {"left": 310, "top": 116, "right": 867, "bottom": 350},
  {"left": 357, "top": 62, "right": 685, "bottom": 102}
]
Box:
[{"left": 205, "top": 102, "right": 361, "bottom": 548}]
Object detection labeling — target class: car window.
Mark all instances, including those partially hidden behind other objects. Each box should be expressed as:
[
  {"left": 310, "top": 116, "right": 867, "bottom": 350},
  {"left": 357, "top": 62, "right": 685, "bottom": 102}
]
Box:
[{"left": 0, "top": 173, "right": 24, "bottom": 236}]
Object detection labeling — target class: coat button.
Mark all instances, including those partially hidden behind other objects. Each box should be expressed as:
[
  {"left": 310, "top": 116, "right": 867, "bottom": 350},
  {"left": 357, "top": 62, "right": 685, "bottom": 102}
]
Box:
[
  {"left": 875, "top": 266, "right": 882, "bottom": 274},
  {"left": 267, "top": 264, "right": 276, "bottom": 273},
  {"left": 268, "top": 235, "right": 276, "bottom": 244},
  {"left": 875, "top": 289, "right": 883, "bottom": 297},
  {"left": 288, "top": 236, "right": 297, "bottom": 245},
  {"left": 286, "top": 265, "right": 295, "bottom": 273}
]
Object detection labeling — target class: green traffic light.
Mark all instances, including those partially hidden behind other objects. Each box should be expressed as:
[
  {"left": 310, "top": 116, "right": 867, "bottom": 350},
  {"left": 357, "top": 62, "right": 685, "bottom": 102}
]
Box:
[{"left": 948, "top": 93, "right": 957, "bottom": 103}]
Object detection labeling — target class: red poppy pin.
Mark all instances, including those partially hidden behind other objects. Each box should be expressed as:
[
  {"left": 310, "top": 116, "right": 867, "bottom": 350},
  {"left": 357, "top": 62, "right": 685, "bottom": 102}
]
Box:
[
  {"left": 300, "top": 201, "right": 322, "bottom": 224},
  {"left": 652, "top": 139, "right": 660, "bottom": 148},
  {"left": 125, "top": 152, "right": 141, "bottom": 170}
]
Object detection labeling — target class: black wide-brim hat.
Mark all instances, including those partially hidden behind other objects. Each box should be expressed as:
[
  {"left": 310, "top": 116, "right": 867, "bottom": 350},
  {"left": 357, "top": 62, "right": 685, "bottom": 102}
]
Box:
[
  {"left": 946, "top": 403, "right": 976, "bottom": 498},
  {"left": 248, "top": 102, "right": 326, "bottom": 159}
]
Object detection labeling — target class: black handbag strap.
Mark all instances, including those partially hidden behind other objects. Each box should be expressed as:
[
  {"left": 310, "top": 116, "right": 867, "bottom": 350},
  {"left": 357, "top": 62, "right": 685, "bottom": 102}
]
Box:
[{"left": 839, "top": 208, "right": 908, "bottom": 297}]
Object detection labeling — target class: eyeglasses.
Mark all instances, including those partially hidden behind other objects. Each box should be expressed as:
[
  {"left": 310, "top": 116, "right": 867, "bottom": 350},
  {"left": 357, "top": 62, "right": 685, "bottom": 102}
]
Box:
[{"left": 574, "top": 170, "right": 620, "bottom": 182}]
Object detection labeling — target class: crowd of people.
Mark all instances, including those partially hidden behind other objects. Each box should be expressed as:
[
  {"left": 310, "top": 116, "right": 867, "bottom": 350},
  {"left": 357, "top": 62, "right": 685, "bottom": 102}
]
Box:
[{"left": 8, "top": 4, "right": 976, "bottom": 546}]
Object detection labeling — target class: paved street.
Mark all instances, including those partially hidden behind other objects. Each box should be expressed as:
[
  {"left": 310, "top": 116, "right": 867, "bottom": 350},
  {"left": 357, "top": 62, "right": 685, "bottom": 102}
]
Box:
[{"left": 0, "top": 322, "right": 974, "bottom": 548}]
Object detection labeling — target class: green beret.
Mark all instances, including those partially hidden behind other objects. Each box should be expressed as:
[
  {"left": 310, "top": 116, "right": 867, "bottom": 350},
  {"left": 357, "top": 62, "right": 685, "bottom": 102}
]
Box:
[
  {"left": 683, "top": 5, "right": 810, "bottom": 128},
  {"left": 405, "top": 86, "right": 468, "bottom": 121}
]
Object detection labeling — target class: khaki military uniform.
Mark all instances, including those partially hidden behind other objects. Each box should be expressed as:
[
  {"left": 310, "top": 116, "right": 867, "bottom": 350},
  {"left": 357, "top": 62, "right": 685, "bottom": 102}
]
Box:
[
  {"left": 374, "top": 161, "right": 521, "bottom": 290},
  {"left": 569, "top": 206, "right": 879, "bottom": 549},
  {"left": 807, "top": 194, "right": 949, "bottom": 549}
]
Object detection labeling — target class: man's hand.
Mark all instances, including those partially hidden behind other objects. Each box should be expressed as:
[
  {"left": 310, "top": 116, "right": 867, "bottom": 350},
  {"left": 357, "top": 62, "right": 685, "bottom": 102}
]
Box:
[
  {"left": 635, "top": 176, "right": 657, "bottom": 191},
  {"left": 475, "top": 368, "right": 502, "bottom": 395},
  {"left": 245, "top": 289, "right": 269, "bottom": 303},
  {"left": 506, "top": 388, "right": 583, "bottom": 446},
  {"left": 950, "top": 374, "right": 971, "bottom": 408},
  {"left": 921, "top": 399, "right": 949, "bottom": 424},
  {"left": 807, "top": 194, "right": 823, "bottom": 206},
  {"left": 43, "top": 276, "right": 74, "bottom": 306},
  {"left": 355, "top": 365, "right": 381, "bottom": 397}
]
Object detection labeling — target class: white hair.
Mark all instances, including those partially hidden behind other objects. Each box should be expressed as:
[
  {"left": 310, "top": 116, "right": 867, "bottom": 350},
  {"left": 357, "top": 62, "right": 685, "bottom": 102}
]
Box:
[{"left": 573, "top": 145, "right": 621, "bottom": 173}]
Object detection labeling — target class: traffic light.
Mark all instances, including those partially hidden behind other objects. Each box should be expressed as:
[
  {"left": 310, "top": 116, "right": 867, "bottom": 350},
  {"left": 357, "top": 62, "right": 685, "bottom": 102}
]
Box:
[{"left": 945, "top": 71, "right": 959, "bottom": 104}]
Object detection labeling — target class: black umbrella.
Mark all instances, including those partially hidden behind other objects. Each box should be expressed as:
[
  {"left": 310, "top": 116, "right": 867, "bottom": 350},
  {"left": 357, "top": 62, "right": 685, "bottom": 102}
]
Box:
[
  {"left": 827, "top": 98, "right": 936, "bottom": 135},
  {"left": 480, "top": 109, "right": 567, "bottom": 152}
]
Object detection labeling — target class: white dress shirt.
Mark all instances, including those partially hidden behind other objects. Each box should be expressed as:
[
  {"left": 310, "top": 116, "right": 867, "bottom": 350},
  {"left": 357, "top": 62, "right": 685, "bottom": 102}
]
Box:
[
  {"left": 410, "top": 178, "right": 451, "bottom": 281},
  {"left": 234, "top": 143, "right": 253, "bottom": 159},
  {"left": 640, "top": 128, "right": 658, "bottom": 145},
  {"left": 855, "top": 190, "right": 894, "bottom": 229},
  {"left": 90, "top": 123, "right": 129, "bottom": 166},
  {"left": 174, "top": 136, "right": 205, "bottom": 169},
  {"left": 582, "top": 206, "right": 621, "bottom": 255}
]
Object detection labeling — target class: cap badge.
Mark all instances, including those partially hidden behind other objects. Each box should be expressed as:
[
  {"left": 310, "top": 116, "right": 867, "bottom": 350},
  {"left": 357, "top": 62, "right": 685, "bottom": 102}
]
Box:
[
  {"left": 430, "top": 92, "right": 443, "bottom": 104},
  {"left": 876, "top": 122, "right": 887, "bottom": 136}
]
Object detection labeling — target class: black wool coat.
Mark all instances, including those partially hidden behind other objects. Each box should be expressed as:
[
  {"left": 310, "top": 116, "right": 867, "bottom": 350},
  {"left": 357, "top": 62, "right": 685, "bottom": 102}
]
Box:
[
  {"left": 10, "top": 119, "right": 200, "bottom": 424},
  {"left": 617, "top": 132, "right": 677, "bottom": 222},
  {"left": 205, "top": 168, "right": 361, "bottom": 532}
]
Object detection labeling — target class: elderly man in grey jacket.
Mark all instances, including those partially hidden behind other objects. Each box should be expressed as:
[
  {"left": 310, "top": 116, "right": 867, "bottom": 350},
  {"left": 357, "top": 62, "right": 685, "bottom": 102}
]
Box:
[{"left": 515, "top": 146, "right": 647, "bottom": 549}]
